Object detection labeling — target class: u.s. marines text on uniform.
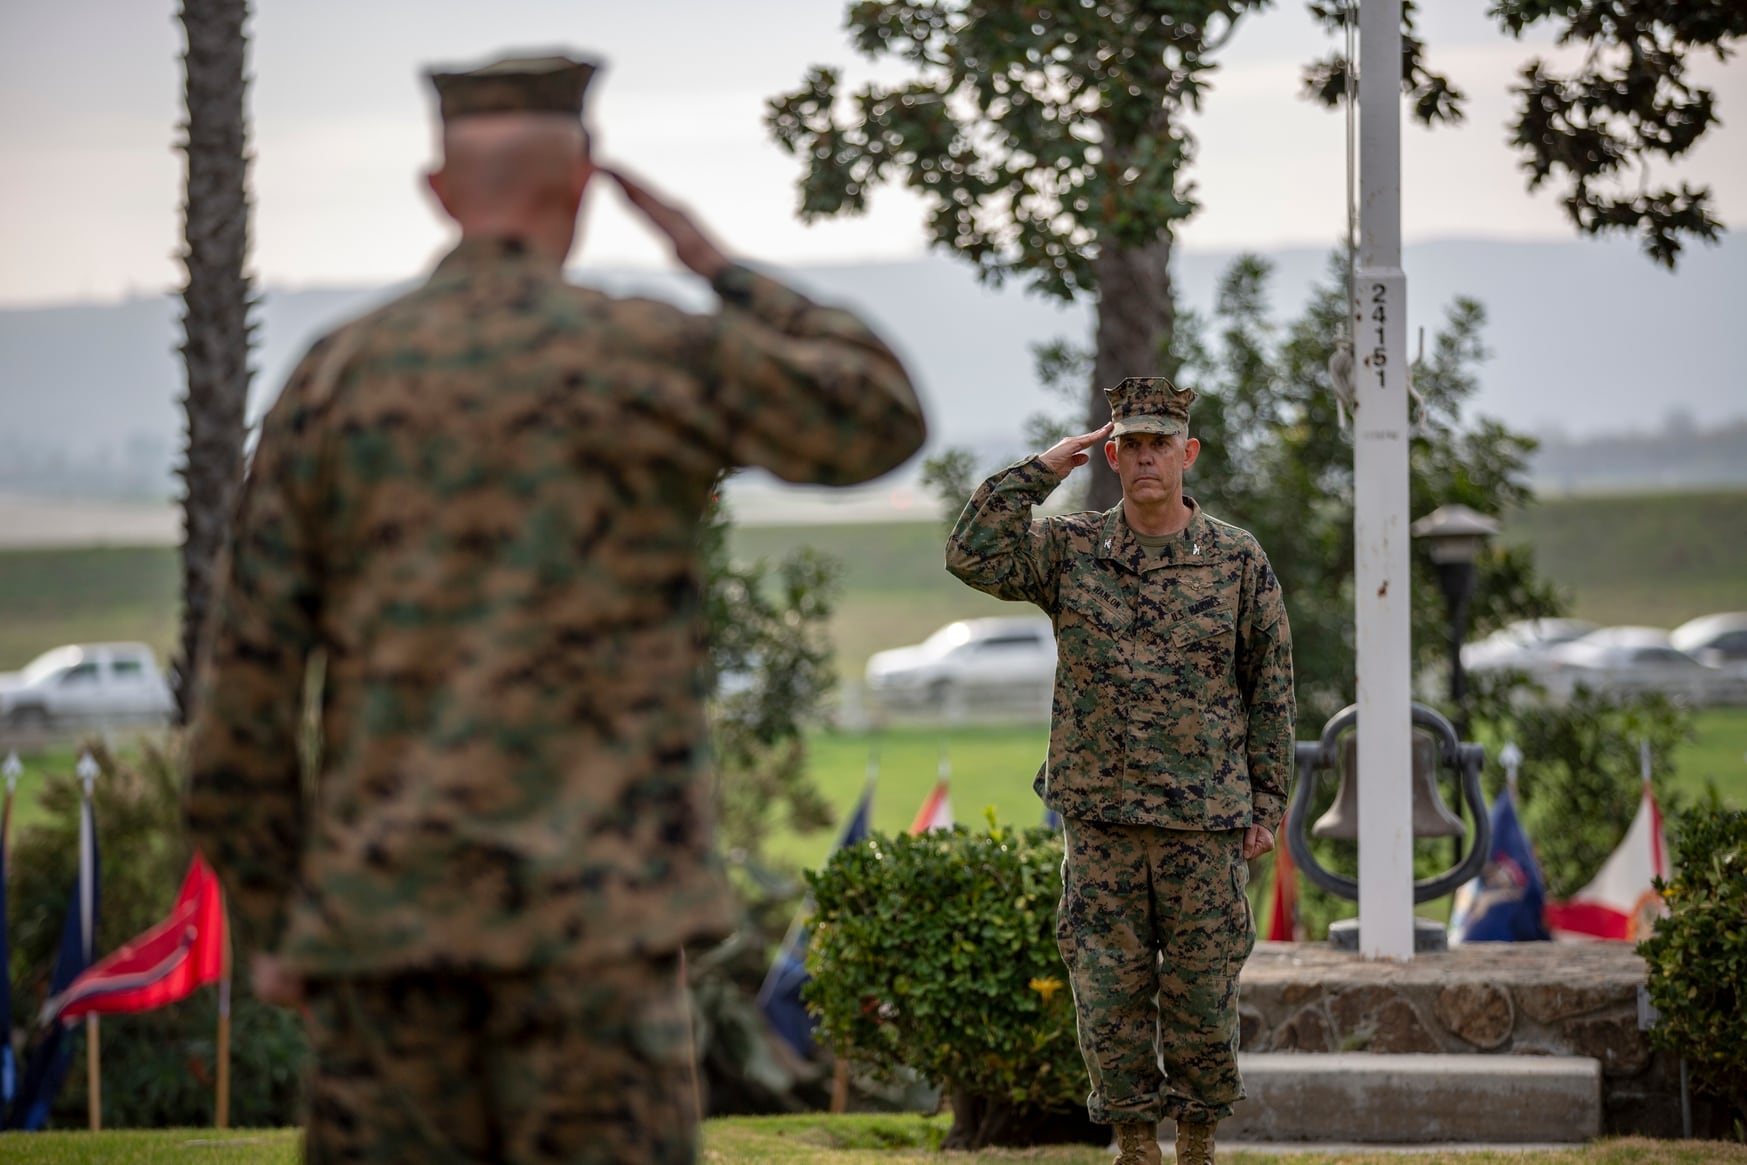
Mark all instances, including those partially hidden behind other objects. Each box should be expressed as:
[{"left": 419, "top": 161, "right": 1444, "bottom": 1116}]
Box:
[
  {"left": 946, "top": 376, "right": 1292, "bottom": 1165},
  {"left": 185, "top": 51, "right": 925, "bottom": 1165}
]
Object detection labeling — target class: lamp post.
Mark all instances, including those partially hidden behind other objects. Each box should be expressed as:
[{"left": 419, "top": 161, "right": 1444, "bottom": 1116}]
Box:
[{"left": 1410, "top": 504, "right": 1501, "bottom": 738}]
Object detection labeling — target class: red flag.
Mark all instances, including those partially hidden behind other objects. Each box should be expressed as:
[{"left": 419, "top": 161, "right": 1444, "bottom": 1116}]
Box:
[
  {"left": 45, "top": 854, "right": 226, "bottom": 1024},
  {"left": 1267, "top": 840, "right": 1298, "bottom": 942},
  {"left": 1545, "top": 780, "right": 1670, "bottom": 941},
  {"left": 908, "top": 780, "right": 954, "bottom": 834}
]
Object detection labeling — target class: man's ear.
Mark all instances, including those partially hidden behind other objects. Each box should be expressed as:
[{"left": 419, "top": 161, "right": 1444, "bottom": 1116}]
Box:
[
  {"left": 1182, "top": 436, "right": 1201, "bottom": 470},
  {"left": 1104, "top": 439, "right": 1120, "bottom": 471}
]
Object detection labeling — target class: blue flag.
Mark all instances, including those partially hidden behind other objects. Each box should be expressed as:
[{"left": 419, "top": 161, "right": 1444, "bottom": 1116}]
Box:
[
  {"left": 1042, "top": 806, "right": 1063, "bottom": 831},
  {"left": 757, "top": 782, "right": 873, "bottom": 1058},
  {"left": 1, "top": 807, "right": 15, "bottom": 1113},
  {"left": 5, "top": 791, "right": 100, "bottom": 1131},
  {"left": 1450, "top": 787, "right": 1550, "bottom": 944}
]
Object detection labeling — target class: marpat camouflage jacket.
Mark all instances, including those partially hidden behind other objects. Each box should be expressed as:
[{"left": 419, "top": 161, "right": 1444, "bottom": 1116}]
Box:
[
  {"left": 945, "top": 457, "right": 1294, "bottom": 833},
  {"left": 185, "top": 237, "right": 926, "bottom": 974}
]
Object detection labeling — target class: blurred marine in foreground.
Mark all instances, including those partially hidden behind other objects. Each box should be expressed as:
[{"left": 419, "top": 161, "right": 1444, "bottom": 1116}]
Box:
[{"left": 184, "top": 50, "right": 924, "bottom": 1165}]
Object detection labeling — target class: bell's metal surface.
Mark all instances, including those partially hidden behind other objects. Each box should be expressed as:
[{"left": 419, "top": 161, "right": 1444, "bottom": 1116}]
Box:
[{"left": 1311, "top": 729, "right": 1466, "bottom": 841}]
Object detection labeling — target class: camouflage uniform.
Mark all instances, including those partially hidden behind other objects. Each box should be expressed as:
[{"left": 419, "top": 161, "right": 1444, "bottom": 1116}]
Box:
[
  {"left": 184, "top": 52, "right": 925, "bottom": 1165},
  {"left": 944, "top": 378, "right": 1292, "bottom": 1129}
]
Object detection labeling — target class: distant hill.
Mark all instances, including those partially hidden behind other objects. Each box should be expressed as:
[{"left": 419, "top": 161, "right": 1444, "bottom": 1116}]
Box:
[{"left": 2, "top": 235, "right": 1744, "bottom": 506}]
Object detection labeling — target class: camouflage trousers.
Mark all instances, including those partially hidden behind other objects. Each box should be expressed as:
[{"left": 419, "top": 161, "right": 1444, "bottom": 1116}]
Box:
[
  {"left": 1057, "top": 819, "right": 1255, "bottom": 1126},
  {"left": 301, "top": 957, "right": 697, "bottom": 1165}
]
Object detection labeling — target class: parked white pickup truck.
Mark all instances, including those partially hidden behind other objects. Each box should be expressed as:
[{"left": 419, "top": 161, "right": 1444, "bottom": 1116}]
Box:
[{"left": 0, "top": 642, "right": 175, "bottom": 732}]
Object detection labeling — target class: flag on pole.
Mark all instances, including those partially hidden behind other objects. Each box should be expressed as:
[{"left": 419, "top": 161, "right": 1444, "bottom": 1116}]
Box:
[
  {"left": 42, "top": 855, "right": 227, "bottom": 1024},
  {"left": 1545, "top": 748, "right": 1670, "bottom": 941},
  {"left": 909, "top": 745, "right": 955, "bottom": 834},
  {"left": 757, "top": 777, "right": 876, "bottom": 1058},
  {"left": 909, "top": 782, "right": 954, "bottom": 834},
  {"left": 1266, "top": 836, "right": 1299, "bottom": 942},
  {"left": 4, "top": 777, "right": 100, "bottom": 1131},
  {"left": 1450, "top": 787, "right": 1551, "bottom": 943}
]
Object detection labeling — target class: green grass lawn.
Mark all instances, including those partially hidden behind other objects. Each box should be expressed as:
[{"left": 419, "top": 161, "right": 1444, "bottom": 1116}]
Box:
[
  {"left": 1670, "top": 706, "right": 1747, "bottom": 809},
  {"left": 772, "top": 722, "right": 1053, "bottom": 871},
  {"left": 1504, "top": 489, "right": 1747, "bottom": 629},
  {"left": 0, "top": 1121, "right": 1740, "bottom": 1164}
]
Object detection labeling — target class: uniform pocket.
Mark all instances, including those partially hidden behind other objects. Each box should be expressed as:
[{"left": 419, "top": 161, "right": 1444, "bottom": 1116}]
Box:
[
  {"left": 1061, "top": 574, "right": 1132, "bottom": 633},
  {"left": 1169, "top": 594, "right": 1235, "bottom": 648}
]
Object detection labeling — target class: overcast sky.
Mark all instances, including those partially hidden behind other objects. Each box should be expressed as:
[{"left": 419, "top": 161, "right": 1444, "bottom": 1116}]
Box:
[{"left": 2, "top": 0, "right": 1743, "bottom": 307}]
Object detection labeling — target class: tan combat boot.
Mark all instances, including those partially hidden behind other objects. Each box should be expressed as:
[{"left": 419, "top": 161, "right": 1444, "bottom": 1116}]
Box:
[
  {"left": 1174, "top": 1119, "right": 1217, "bottom": 1165},
  {"left": 1112, "top": 1121, "right": 1163, "bottom": 1165}
]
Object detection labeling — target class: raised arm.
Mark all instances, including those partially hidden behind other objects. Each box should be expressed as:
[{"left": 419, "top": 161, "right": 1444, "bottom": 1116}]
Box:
[
  {"left": 610, "top": 168, "right": 926, "bottom": 485},
  {"left": 944, "top": 424, "right": 1112, "bottom": 609}
]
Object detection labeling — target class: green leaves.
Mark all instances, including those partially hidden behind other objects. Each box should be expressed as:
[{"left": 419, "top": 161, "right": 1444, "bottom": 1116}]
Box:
[
  {"left": 764, "top": 0, "right": 1267, "bottom": 302},
  {"left": 1638, "top": 803, "right": 1747, "bottom": 1125},
  {"left": 802, "top": 823, "right": 1083, "bottom": 1112},
  {"left": 1493, "top": 1, "right": 1744, "bottom": 267}
]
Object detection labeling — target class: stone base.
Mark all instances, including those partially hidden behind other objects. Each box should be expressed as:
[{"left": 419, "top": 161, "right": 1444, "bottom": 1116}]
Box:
[
  {"left": 1223, "top": 1053, "right": 1600, "bottom": 1143},
  {"left": 1236, "top": 941, "right": 1726, "bottom": 1138}
]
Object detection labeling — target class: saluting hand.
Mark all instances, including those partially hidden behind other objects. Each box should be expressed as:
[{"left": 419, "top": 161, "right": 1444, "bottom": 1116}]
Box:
[
  {"left": 604, "top": 167, "right": 732, "bottom": 282},
  {"left": 1038, "top": 423, "right": 1115, "bottom": 478}
]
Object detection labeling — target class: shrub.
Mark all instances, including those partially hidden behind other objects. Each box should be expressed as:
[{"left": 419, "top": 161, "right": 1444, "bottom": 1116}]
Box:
[
  {"left": 1639, "top": 801, "right": 1747, "bottom": 1136},
  {"left": 803, "top": 816, "right": 1096, "bottom": 1149}
]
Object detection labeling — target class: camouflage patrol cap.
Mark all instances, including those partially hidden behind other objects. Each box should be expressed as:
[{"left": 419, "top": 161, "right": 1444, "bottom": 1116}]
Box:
[
  {"left": 427, "top": 52, "right": 599, "bottom": 122},
  {"left": 1106, "top": 376, "right": 1195, "bottom": 437}
]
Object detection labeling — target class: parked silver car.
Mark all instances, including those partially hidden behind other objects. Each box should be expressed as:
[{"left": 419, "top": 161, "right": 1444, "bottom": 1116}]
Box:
[
  {"left": 865, "top": 616, "right": 1056, "bottom": 711},
  {"left": 1670, "top": 612, "right": 1747, "bottom": 671},
  {"left": 1462, "top": 618, "right": 1599, "bottom": 674},
  {"left": 0, "top": 642, "right": 175, "bottom": 732},
  {"left": 1538, "top": 626, "right": 1743, "bottom": 706}
]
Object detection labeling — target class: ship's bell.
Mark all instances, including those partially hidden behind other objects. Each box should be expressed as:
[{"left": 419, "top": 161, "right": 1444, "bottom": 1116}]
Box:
[{"left": 1310, "top": 727, "right": 1467, "bottom": 841}]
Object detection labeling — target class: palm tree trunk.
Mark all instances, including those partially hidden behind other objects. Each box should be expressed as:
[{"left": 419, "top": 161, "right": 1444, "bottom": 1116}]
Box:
[
  {"left": 174, "top": 0, "right": 254, "bottom": 723},
  {"left": 1083, "top": 237, "right": 1175, "bottom": 511}
]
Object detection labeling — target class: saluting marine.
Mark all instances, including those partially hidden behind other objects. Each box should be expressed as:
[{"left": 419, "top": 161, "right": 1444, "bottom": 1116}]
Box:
[
  {"left": 946, "top": 376, "right": 1294, "bottom": 1165},
  {"left": 185, "top": 50, "right": 925, "bottom": 1165}
]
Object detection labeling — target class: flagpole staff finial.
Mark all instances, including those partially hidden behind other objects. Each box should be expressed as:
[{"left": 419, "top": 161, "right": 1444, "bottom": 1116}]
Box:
[
  {"left": 1499, "top": 741, "right": 1523, "bottom": 798},
  {"left": 3, "top": 750, "right": 20, "bottom": 795},
  {"left": 77, "top": 751, "right": 99, "bottom": 797}
]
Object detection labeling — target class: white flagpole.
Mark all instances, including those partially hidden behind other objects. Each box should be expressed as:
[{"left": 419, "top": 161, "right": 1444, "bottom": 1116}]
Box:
[{"left": 76, "top": 752, "right": 100, "bottom": 1131}]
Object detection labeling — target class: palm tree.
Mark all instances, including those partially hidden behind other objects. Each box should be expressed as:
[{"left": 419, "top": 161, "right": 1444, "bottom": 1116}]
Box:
[{"left": 173, "top": 0, "right": 254, "bottom": 722}]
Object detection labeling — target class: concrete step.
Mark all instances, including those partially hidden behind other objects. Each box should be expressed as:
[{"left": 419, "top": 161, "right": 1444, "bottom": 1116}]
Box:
[{"left": 1218, "top": 1053, "right": 1602, "bottom": 1144}]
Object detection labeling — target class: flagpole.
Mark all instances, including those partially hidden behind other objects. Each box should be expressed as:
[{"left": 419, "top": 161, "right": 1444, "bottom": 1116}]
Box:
[
  {"left": 77, "top": 753, "right": 100, "bottom": 1132},
  {"left": 216, "top": 907, "right": 232, "bottom": 1129},
  {"left": 2, "top": 752, "right": 18, "bottom": 862}
]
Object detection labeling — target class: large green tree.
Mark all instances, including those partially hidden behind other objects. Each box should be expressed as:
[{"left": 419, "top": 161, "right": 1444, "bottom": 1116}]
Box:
[
  {"left": 766, "top": 1, "right": 1461, "bottom": 508},
  {"left": 768, "top": 2, "right": 1739, "bottom": 509},
  {"left": 173, "top": 0, "right": 256, "bottom": 722}
]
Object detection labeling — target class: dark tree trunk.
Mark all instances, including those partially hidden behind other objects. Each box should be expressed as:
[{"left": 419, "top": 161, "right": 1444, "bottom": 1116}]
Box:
[
  {"left": 174, "top": 0, "right": 254, "bottom": 723},
  {"left": 942, "top": 1088, "right": 1106, "bottom": 1151},
  {"left": 1083, "top": 236, "right": 1176, "bottom": 512}
]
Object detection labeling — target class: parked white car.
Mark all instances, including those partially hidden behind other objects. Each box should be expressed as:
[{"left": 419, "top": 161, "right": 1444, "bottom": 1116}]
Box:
[
  {"left": 0, "top": 643, "right": 175, "bottom": 732},
  {"left": 865, "top": 616, "right": 1056, "bottom": 711},
  {"left": 1671, "top": 612, "right": 1747, "bottom": 671},
  {"left": 1538, "top": 626, "right": 1743, "bottom": 706},
  {"left": 1461, "top": 618, "right": 1599, "bottom": 675}
]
